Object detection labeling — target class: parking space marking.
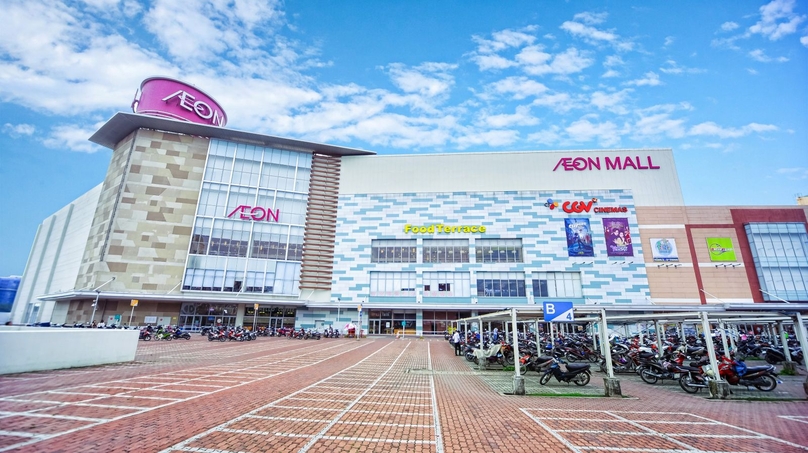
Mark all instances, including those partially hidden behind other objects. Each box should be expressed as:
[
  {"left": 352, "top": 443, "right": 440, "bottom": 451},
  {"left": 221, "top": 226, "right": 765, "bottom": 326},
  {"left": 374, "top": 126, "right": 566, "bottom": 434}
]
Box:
[
  {"left": 521, "top": 409, "right": 808, "bottom": 453},
  {"left": 160, "top": 341, "right": 444, "bottom": 453},
  {"left": 0, "top": 340, "right": 370, "bottom": 452},
  {"left": 779, "top": 415, "right": 808, "bottom": 424}
]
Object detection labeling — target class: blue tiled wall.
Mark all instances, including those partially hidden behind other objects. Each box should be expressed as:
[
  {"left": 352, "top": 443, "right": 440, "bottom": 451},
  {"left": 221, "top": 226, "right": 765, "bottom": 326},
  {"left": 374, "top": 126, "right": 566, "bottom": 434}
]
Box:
[{"left": 331, "top": 190, "right": 649, "bottom": 307}]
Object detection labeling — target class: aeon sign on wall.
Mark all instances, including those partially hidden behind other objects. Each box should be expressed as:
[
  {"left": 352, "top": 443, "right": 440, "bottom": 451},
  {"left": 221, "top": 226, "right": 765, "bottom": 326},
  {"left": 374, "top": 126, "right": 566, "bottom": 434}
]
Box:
[
  {"left": 132, "top": 77, "right": 228, "bottom": 127},
  {"left": 552, "top": 155, "right": 661, "bottom": 172},
  {"left": 227, "top": 205, "right": 280, "bottom": 222}
]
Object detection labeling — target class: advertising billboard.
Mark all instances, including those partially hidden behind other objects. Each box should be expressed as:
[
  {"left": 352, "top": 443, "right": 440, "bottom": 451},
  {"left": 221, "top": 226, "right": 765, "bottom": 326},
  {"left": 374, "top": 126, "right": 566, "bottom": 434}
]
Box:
[
  {"left": 707, "top": 237, "right": 736, "bottom": 261},
  {"left": 564, "top": 218, "right": 594, "bottom": 257},
  {"left": 650, "top": 238, "right": 679, "bottom": 262},
  {"left": 602, "top": 218, "right": 633, "bottom": 257}
]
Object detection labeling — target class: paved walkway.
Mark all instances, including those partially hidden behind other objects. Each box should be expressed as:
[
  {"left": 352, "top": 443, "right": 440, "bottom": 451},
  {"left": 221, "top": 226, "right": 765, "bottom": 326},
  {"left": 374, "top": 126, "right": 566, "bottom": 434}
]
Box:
[{"left": 0, "top": 337, "right": 806, "bottom": 452}]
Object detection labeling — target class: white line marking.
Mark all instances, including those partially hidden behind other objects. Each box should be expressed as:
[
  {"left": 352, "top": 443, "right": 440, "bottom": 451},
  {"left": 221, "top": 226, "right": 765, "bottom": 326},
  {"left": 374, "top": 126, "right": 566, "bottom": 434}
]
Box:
[{"left": 428, "top": 342, "right": 445, "bottom": 453}]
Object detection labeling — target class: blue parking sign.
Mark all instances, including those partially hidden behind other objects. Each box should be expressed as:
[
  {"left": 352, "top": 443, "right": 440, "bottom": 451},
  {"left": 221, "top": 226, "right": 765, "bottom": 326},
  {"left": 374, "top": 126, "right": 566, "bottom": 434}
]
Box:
[{"left": 543, "top": 301, "right": 574, "bottom": 322}]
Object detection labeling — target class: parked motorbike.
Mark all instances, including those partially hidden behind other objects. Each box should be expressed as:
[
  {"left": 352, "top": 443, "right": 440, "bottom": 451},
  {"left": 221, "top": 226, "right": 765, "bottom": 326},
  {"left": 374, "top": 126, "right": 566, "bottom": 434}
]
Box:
[
  {"left": 172, "top": 328, "right": 191, "bottom": 340},
  {"left": 678, "top": 356, "right": 712, "bottom": 393},
  {"left": 762, "top": 346, "right": 804, "bottom": 365},
  {"left": 138, "top": 328, "right": 152, "bottom": 341},
  {"left": 539, "top": 358, "right": 591, "bottom": 386},
  {"left": 718, "top": 356, "right": 778, "bottom": 392},
  {"left": 472, "top": 343, "right": 508, "bottom": 367}
]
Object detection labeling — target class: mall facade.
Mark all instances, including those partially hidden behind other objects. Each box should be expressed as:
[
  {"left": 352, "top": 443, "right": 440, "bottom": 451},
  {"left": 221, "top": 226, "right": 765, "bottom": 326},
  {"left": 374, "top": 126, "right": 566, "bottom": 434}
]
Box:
[{"left": 10, "top": 78, "right": 808, "bottom": 334}]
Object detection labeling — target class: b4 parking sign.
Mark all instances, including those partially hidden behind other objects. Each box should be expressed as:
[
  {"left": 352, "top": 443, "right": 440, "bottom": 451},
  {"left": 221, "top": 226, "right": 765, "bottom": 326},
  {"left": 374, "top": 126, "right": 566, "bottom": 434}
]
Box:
[{"left": 543, "top": 301, "right": 574, "bottom": 322}]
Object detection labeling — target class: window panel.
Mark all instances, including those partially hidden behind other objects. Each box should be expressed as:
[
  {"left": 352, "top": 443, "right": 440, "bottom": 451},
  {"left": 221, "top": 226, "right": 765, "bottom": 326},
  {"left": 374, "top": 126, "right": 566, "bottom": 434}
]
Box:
[
  {"left": 369, "top": 272, "right": 417, "bottom": 296},
  {"left": 371, "top": 240, "right": 417, "bottom": 263},
  {"left": 476, "top": 272, "right": 526, "bottom": 297},
  {"left": 474, "top": 239, "right": 523, "bottom": 263}
]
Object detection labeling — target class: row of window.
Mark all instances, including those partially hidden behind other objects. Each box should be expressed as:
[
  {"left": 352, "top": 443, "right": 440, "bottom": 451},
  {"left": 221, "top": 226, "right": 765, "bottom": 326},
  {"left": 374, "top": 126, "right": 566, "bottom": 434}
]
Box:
[
  {"left": 371, "top": 239, "right": 524, "bottom": 264},
  {"left": 368, "top": 271, "right": 582, "bottom": 298},
  {"left": 189, "top": 218, "right": 304, "bottom": 261},
  {"left": 182, "top": 256, "right": 301, "bottom": 295},
  {"left": 205, "top": 140, "right": 312, "bottom": 193},
  {"left": 746, "top": 222, "right": 808, "bottom": 301}
]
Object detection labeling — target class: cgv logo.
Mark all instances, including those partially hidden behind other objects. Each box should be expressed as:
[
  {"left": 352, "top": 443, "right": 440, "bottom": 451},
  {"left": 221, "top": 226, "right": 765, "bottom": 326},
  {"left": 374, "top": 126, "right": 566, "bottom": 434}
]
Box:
[
  {"left": 226, "top": 205, "right": 280, "bottom": 222},
  {"left": 562, "top": 198, "right": 598, "bottom": 213}
]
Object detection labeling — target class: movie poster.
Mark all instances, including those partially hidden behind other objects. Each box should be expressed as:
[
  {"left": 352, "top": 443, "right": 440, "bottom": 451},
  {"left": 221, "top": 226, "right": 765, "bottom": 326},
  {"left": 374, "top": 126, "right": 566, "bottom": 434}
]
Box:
[
  {"left": 602, "top": 218, "right": 634, "bottom": 257},
  {"left": 650, "top": 238, "right": 679, "bottom": 262},
  {"left": 564, "top": 218, "right": 594, "bottom": 257}
]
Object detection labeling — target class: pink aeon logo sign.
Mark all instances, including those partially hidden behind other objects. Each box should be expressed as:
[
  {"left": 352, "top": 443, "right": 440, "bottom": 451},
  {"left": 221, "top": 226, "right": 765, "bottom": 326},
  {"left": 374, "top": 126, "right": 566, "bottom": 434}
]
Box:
[
  {"left": 227, "top": 205, "right": 280, "bottom": 222},
  {"left": 132, "top": 77, "right": 227, "bottom": 127}
]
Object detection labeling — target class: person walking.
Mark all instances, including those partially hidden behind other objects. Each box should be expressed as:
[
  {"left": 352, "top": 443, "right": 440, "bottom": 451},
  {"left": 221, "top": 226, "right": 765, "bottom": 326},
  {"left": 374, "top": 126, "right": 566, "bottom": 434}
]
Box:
[{"left": 452, "top": 330, "right": 462, "bottom": 356}]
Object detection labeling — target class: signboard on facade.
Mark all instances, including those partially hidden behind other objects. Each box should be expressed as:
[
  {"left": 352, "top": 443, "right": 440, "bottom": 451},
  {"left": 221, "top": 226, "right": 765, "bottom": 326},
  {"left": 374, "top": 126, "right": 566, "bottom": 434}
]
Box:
[
  {"left": 603, "top": 218, "right": 633, "bottom": 257},
  {"left": 132, "top": 77, "right": 228, "bottom": 127},
  {"left": 543, "top": 301, "right": 574, "bottom": 322},
  {"left": 707, "top": 237, "right": 736, "bottom": 261},
  {"left": 650, "top": 238, "right": 679, "bottom": 262},
  {"left": 564, "top": 218, "right": 594, "bottom": 257}
]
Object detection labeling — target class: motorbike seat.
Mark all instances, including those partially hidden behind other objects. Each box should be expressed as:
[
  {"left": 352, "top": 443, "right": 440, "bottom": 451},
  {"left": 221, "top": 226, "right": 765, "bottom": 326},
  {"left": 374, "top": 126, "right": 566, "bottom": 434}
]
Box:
[
  {"left": 639, "top": 352, "right": 656, "bottom": 359},
  {"left": 565, "top": 363, "right": 590, "bottom": 371},
  {"left": 744, "top": 365, "right": 773, "bottom": 373},
  {"left": 686, "top": 347, "right": 704, "bottom": 355},
  {"left": 537, "top": 356, "right": 554, "bottom": 363},
  {"left": 679, "top": 365, "right": 702, "bottom": 372}
]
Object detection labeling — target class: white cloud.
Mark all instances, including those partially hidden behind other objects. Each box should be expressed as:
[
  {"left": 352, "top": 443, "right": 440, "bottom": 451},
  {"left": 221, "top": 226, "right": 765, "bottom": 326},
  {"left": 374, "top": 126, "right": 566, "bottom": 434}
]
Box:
[
  {"left": 565, "top": 117, "right": 622, "bottom": 147},
  {"left": 472, "top": 27, "right": 536, "bottom": 54},
  {"left": 518, "top": 47, "right": 594, "bottom": 76},
  {"left": 631, "top": 113, "right": 686, "bottom": 139},
  {"left": 747, "top": 68, "right": 759, "bottom": 75},
  {"left": 748, "top": 49, "right": 789, "bottom": 62},
  {"left": 802, "top": 36, "right": 808, "bottom": 47},
  {"left": 626, "top": 72, "right": 662, "bottom": 86},
  {"left": 720, "top": 22, "right": 740, "bottom": 32},
  {"left": 776, "top": 167, "right": 808, "bottom": 179},
  {"left": 573, "top": 12, "right": 608, "bottom": 25},
  {"left": 664, "top": 36, "right": 675, "bottom": 47},
  {"left": 659, "top": 60, "right": 705, "bottom": 74},
  {"left": 386, "top": 62, "right": 457, "bottom": 98},
  {"left": 42, "top": 124, "right": 105, "bottom": 153},
  {"left": 531, "top": 93, "right": 577, "bottom": 113},
  {"left": 2, "top": 123, "right": 35, "bottom": 137},
  {"left": 560, "top": 20, "right": 618, "bottom": 43},
  {"left": 590, "top": 89, "right": 632, "bottom": 114},
  {"left": 478, "top": 105, "right": 539, "bottom": 128},
  {"left": 749, "top": 0, "right": 806, "bottom": 41},
  {"left": 688, "top": 121, "right": 778, "bottom": 138},
  {"left": 455, "top": 129, "right": 519, "bottom": 149},
  {"left": 487, "top": 76, "right": 548, "bottom": 99},
  {"left": 471, "top": 54, "right": 517, "bottom": 71},
  {"left": 527, "top": 126, "right": 561, "bottom": 145}
]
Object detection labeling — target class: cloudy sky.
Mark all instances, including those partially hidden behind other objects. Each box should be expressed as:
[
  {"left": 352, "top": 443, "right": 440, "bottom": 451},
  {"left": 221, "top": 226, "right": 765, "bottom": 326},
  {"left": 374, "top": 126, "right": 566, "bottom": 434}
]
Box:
[{"left": 1, "top": 0, "right": 806, "bottom": 276}]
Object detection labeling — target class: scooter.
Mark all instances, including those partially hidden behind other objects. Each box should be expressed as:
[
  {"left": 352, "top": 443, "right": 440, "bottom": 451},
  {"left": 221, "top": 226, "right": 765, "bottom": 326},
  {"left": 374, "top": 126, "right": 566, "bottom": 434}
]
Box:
[
  {"left": 138, "top": 328, "right": 152, "bottom": 341},
  {"left": 718, "top": 356, "right": 779, "bottom": 392},
  {"left": 762, "top": 346, "right": 803, "bottom": 365},
  {"left": 539, "top": 358, "right": 591, "bottom": 386}
]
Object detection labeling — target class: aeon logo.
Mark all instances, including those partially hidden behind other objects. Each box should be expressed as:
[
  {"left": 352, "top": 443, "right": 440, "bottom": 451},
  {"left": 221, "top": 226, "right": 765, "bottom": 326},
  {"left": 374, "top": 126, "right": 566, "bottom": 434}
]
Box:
[
  {"left": 227, "top": 205, "right": 280, "bottom": 222},
  {"left": 162, "top": 90, "right": 225, "bottom": 126}
]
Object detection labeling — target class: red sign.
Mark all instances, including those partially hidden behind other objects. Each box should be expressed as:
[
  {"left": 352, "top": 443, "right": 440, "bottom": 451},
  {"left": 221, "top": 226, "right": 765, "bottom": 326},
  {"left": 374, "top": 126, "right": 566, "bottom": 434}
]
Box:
[
  {"left": 553, "top": 155, "right": 661, "bottom": 172},
  {"left": 227, "top": 205, "right": 280, "bottom": 222},
  {"left": 554, "top": 198, "right": 628, "bottom": 214}
]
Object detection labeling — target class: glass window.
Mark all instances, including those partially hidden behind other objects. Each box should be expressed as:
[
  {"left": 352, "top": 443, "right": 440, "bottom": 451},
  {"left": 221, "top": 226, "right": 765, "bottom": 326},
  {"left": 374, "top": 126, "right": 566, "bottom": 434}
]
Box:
[
  {"left": 371, "top": 240, "right": 417, "bottom": 263},
  {"left": 369, "top": 272, "right": 417, "bottom": 296},
  {"left": 189, "top": 217, "right": 212, "bottom": 255},
  {"left": 532, "top": 272, "right": 583, "bottom": 298},
  {"left": 475, "top": 272, "right": 526, "bottom": 297},
  {"left": 423, "top": 272, "right": 471, "bottom": 297},
  {"left": 745, "top": 222, "right": 808, "bottom": 302},
  {"left": 475, "top": 239, "right": 523, "bottom": 263},
  {"left": 423, "top": 239, "right": 470, "bottom": 263}
]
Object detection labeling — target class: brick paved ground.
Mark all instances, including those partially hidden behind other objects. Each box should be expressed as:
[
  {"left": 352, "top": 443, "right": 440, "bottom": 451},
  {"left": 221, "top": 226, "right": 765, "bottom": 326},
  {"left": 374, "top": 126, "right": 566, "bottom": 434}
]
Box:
[{"left": 0, "top": 336, "right": 806, "bottom": 452}]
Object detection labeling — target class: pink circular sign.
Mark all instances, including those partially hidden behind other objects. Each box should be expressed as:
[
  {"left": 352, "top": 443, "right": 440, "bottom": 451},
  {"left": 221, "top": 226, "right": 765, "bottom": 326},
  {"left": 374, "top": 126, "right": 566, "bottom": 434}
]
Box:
[{"left": 132, "top": 77, "right": 227, "bottom": 127}]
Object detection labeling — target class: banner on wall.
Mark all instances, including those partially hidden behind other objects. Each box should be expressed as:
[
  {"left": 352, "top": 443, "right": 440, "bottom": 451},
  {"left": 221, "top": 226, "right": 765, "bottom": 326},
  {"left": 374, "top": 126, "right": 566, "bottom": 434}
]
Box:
[
  {"left": 707, "top": 237, "right": 736, "bottom": 261},
  {"left": 564, "top": 218, "right": 594, "bottom": 257},
  {"left": 602, "top": 218, "right": 634, "bottom": 257},
  {"left": 650, "top": 238, "right": 679, "bottom": 262}
]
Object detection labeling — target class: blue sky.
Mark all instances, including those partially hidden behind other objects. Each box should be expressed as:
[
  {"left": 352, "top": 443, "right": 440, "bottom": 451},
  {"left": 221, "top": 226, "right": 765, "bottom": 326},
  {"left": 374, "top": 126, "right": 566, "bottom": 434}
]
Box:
[{"left": 1, "top": 0, "right": 806, "bottom": 277}]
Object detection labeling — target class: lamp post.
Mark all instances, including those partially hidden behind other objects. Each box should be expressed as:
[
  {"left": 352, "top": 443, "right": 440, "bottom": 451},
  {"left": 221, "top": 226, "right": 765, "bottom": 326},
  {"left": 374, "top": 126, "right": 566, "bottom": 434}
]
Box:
[
  {"left": 336, "top": 297, "right": 341, "bottom": 328},
  {"left": 90, "top": 277, "right": 116, "bottom": 326}
]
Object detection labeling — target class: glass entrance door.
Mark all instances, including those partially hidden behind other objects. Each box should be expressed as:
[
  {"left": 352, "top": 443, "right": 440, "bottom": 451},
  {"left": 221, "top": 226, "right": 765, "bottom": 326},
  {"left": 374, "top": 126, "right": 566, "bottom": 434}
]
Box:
[{"left": 369, "top": 320, "right": 382, "bottom": 335}]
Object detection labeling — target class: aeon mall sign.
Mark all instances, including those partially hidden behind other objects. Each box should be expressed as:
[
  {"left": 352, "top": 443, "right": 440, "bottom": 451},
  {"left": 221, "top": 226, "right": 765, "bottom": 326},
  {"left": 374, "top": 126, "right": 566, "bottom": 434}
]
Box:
[
  {"left": 552, "top": 155, "right": 661, "bottom": 172},
  {"left": 132, "top": 77, "right": 227, "bottom": 127}
]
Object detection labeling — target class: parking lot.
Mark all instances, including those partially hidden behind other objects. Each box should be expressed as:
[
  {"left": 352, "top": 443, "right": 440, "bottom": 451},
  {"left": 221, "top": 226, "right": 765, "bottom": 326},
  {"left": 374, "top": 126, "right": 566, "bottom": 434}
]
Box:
[{"left": 0, "top": 336, "right": 806, "bottom": 452}]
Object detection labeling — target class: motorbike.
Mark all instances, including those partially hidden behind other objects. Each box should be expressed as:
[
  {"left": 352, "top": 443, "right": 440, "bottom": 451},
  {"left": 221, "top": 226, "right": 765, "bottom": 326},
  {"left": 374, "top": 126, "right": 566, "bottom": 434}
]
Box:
[
  {"left": 518, "top": 352, "right": 555, "bottom": 375},
  {"left": 762, "top": 346, "right": 804, "bottom": 365},
  {"left": 138, "top": 328, "right": 152, "bottom": 341},
  {"left": 208, "top": 328, "right": 227, "bottom": 342},
  {"left": 639, "top": 354, "right": 683, "bottom": 384},
  {"left": 718, "top": 356, "right": 778, "bottom": 392},
  {"left": 153, "top": 329, "right": 172, "bottom": 341},
  {"left": 539, "top": 358, "right": 591, "bottom": 386},
  {"left": 472, "top": 343, "right": 508, "bottom": 367},
  {"left": 172, "top": 328, "right": 191, "bottom": 340},
  {"left": 678, "top": 356, "right": 712, "bottom": 393}
]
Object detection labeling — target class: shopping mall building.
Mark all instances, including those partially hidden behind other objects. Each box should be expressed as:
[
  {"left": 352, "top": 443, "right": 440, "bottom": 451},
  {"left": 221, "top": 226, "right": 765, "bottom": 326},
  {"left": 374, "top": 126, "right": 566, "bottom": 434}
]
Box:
[{"left": 10, "top": 78, "right": 808, "bottom": 334}]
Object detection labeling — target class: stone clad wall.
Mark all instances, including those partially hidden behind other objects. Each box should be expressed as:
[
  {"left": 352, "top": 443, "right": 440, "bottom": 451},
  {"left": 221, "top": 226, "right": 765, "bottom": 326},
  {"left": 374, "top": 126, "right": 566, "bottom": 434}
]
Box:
[{"left": 76, "top": 129, "right": 209, "bottom": 293}]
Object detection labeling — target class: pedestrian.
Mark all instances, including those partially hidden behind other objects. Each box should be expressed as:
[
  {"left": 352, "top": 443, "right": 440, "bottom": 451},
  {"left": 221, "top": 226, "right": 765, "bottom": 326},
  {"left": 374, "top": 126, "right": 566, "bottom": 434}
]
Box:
[{"left": 452, "top": 330, "right": 462, "bottom": 356}]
